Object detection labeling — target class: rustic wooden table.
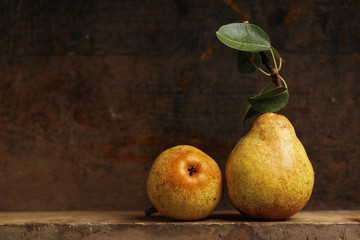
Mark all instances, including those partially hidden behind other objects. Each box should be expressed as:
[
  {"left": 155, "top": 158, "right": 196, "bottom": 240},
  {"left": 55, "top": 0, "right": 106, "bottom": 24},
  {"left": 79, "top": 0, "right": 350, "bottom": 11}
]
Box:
[{"left": 0, "top": 211, "right": 359, "bottom": 239}]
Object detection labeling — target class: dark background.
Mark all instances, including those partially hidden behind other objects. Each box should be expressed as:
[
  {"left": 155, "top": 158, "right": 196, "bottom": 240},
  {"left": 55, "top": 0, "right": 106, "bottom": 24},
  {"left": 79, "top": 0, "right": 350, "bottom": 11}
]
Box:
[{"left": 0, "top": 0, "right": 359, "bottom": 211}]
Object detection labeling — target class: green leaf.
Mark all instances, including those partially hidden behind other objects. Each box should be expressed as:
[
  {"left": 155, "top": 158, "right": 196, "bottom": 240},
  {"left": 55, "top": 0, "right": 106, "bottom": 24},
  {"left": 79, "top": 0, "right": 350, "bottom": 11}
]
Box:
[
  {"left": 241, "top": 104, "right": 260, "bottom": 126},
  {"left": 249, "top": 87, "right": 289, "bottom": 113},
  {"left": 216, "top": 23, "right": 271, "bottom": 52},
  {"left": 237, "top": 51, "right": 262, "bottom": 74},
  {"left": 270, "top": 46, "right": 281, "bottom": 62}
]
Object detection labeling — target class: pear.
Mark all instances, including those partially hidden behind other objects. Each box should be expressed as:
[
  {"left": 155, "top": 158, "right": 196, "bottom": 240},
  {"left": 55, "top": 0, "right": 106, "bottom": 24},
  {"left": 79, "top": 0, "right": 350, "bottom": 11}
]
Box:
[
  {"left": 147, "top": 145, "right": 223, "bottom": 220},
  {"left": 226, "top": 113, "right": 314, "bottom": 220}
]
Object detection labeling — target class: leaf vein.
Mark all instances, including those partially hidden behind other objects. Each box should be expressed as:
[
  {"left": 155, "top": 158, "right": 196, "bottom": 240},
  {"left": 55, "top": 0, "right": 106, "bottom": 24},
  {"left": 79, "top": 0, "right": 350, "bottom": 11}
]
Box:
[{"left": 217, "top": 33, "right": 270, "bottom": 50}]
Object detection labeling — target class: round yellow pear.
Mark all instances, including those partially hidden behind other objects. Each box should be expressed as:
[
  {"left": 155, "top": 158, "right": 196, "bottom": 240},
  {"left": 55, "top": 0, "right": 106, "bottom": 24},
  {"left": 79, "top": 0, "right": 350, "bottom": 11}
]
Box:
[
  {"left": 226, "top": 113, "right": 314, "bottom": 220},
  {"left": 147, "top": 145, "right": 223, "bottom": 220}
]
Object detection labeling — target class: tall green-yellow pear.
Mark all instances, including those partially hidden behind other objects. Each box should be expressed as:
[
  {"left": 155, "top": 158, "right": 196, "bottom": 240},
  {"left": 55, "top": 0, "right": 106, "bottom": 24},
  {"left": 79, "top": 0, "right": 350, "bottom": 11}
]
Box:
[
  {"left": 147, "top": 145, "right": 223, "bottom": 220},
  {"left": 226, "top": 113, "right": 314, "bottom": 220}
]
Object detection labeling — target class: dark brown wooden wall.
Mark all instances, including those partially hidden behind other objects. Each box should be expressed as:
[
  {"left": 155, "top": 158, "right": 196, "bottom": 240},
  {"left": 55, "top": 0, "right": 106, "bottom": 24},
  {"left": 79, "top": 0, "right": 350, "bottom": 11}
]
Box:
[{"left": 0, "top": 0, "right": 359, "bottom": 211}]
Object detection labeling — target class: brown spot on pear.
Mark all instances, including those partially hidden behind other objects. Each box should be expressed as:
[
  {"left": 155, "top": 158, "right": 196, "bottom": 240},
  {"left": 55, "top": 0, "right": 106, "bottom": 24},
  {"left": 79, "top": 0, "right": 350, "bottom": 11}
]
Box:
[
  {"left": 225, "top": 113, "right": 314, "bottom": 220},
  {"left": 147, "top": 145, "right": 223, "bottom": 220}
]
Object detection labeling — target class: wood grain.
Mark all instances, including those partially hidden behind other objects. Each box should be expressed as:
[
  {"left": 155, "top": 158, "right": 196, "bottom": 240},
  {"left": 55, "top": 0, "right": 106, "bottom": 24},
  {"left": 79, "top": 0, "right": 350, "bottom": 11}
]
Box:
[{"left": 0, "top": 211, "right": 359, "bottom": 240}]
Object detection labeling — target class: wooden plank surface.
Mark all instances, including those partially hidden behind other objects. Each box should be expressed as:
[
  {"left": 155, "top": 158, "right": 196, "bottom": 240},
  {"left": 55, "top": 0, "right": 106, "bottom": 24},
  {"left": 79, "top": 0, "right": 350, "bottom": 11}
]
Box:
[{"left": 0, "top": 211, "right": 359, "bottom": 240}]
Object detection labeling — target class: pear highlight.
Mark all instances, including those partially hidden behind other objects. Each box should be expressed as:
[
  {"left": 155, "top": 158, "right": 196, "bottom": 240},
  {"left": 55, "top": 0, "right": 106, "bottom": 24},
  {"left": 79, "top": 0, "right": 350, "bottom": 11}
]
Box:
[
  {"left": 147, "top": 145, "right": 223, "bottom": 220},
  {"left": 226, "top": 113, "right": 314, "bottom": 220}
]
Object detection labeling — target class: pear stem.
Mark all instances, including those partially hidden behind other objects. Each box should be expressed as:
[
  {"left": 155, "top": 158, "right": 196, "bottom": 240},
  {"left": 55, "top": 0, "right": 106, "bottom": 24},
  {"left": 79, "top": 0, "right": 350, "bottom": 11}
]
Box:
[
  {"left": 259, "top": 52, "right": 282, "bottom": 87},
  {"left": 144, "top": 206, "right": 158, "bottom": 217}
]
